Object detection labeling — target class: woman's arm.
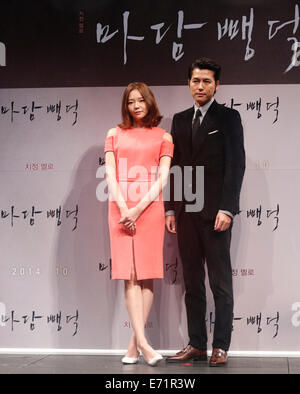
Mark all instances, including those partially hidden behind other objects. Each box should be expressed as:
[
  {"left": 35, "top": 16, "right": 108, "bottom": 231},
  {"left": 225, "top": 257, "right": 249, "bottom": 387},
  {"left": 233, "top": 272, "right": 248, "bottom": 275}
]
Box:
[{"left": 105, "top": 129, "right": 132, "bottom": 227}]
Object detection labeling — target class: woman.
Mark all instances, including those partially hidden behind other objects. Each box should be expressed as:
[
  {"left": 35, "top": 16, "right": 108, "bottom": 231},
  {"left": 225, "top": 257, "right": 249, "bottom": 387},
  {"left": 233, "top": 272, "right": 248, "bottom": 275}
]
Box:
[{"left": 104, "top": 82, "right": 173, "bottom": 366}]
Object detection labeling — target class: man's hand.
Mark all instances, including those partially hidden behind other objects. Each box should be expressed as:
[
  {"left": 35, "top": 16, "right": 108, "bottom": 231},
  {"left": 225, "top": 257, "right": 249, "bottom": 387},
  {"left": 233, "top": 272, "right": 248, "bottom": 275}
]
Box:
[
  {"left": 165, "top": 215, "right": 176, "bottom": 233},
  {"left": 214, "top": 212, "right": 232, "bottom": 232}
]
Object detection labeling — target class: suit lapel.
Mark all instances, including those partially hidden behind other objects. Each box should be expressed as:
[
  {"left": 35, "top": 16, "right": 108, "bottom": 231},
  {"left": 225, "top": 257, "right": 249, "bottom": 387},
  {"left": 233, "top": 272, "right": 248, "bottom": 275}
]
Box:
[{"left": 192, "top": 100, "right": 220, "bottom": 161}]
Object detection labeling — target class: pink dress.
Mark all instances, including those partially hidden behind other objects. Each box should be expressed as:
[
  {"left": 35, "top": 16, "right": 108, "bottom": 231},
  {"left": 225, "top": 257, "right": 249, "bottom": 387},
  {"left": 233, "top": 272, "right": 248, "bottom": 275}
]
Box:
[{"left": 104, "top": 126, "right": 174, "bottom": 280}]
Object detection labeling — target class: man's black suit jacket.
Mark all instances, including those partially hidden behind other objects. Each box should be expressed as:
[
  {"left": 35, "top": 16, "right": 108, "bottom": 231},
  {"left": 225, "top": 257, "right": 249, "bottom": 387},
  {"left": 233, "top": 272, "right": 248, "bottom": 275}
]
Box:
[{"left": 165, "top": 100, "right": 245, "bottom": 221}]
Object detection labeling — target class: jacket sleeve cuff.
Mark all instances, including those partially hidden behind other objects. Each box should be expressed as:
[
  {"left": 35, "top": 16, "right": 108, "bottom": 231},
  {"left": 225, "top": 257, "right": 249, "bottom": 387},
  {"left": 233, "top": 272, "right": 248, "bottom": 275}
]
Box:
[
  {"left": 219, "top": 209, "right": 233, "bottom": 219},
  {"left": 165, "top": 210, "right": 175, "bottom": 216}
]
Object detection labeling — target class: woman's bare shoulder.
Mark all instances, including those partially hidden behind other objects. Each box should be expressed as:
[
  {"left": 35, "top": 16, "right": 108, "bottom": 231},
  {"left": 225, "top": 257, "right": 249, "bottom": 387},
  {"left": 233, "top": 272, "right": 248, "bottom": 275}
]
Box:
[
  {"left": 106, "top": 127, "right": 117, "bottom": 137},
  {"left": 162, "top": 132, "right": 173, "bottom": 142}
]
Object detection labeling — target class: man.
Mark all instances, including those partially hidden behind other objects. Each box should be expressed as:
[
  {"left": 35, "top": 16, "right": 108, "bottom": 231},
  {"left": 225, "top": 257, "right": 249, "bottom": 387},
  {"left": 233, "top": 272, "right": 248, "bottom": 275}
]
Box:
[{"left": 165, "top": 58, "right": 245, "bottom": 366}]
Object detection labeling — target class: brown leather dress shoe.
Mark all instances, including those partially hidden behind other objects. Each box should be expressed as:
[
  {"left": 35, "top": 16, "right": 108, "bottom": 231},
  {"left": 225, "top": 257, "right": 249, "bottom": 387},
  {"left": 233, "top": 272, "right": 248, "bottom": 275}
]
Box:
[
  {"left": 166, "top": 345, "right": 207, "bottom": 363},
  {"left": 209, "top": 348, "right": 228, "bottom": 366}
]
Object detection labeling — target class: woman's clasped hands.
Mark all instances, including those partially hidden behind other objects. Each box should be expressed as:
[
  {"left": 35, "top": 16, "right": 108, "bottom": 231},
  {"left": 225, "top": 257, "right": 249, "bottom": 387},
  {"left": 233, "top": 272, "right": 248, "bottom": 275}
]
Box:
[{"left": 119, "top": 206, "right": 141, "bottom": 234}]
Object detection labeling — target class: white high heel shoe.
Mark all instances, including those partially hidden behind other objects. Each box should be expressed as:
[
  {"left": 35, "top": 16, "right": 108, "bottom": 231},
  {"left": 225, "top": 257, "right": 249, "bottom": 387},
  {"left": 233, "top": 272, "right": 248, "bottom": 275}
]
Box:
[
  {"left": 121, "top": 356, "right": 139, "bottom": 364},
  {"left": 147, "top": 353, "right": 163, "bottom": 366}
]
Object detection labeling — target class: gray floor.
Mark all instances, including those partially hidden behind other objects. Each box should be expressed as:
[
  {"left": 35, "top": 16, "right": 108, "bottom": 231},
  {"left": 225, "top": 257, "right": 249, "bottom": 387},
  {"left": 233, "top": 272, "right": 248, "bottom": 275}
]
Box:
[{"left": 0, "top": 354, "right": 299, "bottom": 374}]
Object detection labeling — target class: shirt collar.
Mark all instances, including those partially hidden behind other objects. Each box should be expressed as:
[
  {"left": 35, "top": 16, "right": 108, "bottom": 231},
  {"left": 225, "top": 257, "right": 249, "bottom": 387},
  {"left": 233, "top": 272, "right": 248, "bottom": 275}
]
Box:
[{"left": 193, "top": 97, "right": 215, "bottom": 118}]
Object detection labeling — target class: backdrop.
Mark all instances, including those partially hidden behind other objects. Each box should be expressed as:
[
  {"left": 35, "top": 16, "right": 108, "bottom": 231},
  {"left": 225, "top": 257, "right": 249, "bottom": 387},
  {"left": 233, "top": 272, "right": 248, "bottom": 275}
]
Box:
[{"left": 0, "top": 0, "right": 300, "bottom": 354}]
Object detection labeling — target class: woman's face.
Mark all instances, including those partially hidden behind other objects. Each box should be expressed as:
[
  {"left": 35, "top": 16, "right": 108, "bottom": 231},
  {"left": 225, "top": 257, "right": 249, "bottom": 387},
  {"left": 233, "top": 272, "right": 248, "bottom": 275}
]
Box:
[{"left": 127, "top": 89, "right": 148, "bottom": 125}]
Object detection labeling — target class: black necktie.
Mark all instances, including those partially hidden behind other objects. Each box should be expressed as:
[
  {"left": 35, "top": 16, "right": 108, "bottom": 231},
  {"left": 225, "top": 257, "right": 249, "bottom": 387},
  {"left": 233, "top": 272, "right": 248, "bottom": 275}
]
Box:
[{"left": 192, "top": 108, "right": 202, "bottom": 142}]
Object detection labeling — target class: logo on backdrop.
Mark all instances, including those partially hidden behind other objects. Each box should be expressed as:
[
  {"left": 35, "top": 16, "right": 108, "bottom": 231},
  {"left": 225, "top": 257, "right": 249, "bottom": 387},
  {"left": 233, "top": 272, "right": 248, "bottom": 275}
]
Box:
[
  {"left": 0, "top": 42, "right": 6, "bottom": 66},
  {"left": 291, "top": 302, "right": 300, "bottom": 327},
  {"left": 0, "top": 302, "right": 6, "bottom": 326}
]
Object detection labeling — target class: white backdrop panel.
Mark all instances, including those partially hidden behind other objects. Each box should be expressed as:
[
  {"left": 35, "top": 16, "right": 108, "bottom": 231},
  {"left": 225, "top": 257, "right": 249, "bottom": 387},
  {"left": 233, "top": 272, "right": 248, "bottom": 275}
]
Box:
[{"left": 0, "top": 84, "right": 299, "bottom": 351}]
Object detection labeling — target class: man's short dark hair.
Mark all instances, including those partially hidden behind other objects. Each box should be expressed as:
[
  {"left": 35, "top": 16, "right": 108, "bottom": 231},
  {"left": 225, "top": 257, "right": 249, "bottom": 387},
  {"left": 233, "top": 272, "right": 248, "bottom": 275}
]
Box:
[{"left": 188, "top": 58, "right": 221, "bottom": 82}]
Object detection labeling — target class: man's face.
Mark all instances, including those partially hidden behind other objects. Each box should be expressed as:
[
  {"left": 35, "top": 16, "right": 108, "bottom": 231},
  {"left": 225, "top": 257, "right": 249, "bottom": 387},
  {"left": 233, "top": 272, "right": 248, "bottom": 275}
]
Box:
[{"left": 188, "top": 68, "right": 219, "bottom": 107}]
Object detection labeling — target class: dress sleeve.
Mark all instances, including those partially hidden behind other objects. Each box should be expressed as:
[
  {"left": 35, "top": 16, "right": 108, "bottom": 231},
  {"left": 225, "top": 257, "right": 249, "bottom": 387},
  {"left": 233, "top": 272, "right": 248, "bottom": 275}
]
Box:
[
  {"left": 104, "top": 135, "right": 114, "bottom": 153},
  {"left": 159, "top": 138, "right": 174, "bottom": 159}
]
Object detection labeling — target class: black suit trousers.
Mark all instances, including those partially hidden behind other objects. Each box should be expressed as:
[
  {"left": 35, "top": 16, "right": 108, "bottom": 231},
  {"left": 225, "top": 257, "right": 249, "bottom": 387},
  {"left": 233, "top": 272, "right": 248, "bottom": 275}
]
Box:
[{"left": 177, "top": 211, "right": 234, "bottom": 351}]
